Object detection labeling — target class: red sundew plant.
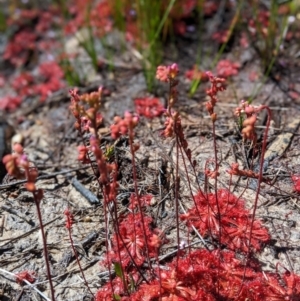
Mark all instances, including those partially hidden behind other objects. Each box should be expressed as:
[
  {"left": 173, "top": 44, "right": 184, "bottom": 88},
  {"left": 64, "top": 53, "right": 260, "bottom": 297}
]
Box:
[
  {"left": 105, "top": 213, "right": 162, "bottom": 268},
  {"left": 180, "top": 189, "right": 270, "bottom": 252},
  {"left": 2, "top": 2, "right": 299, "bottom": 299},
  {"left": 212, "top": 29, "right": 231, "bottom": 44},
  {"left": 134, "top": 97, "right": 165, "bottom": 119},
  {"left": 0, "top": 95, "right": 22, "bottom": 111},
  {"left": 291, "top": 175, "right": 300, "bottom": 193},
  {"left": 202, "top": 0, "right": 218, "bottom": 17},
  {"left": 64, "top": 0, "right": 113, "bottom": 36},
  {"left": 15, "top": 270, "right": 36, "bottom": 285},
  {"left": 34, "top": 61, "right": 65, "bottom": 101},
  {"left": 0, "top": 61, "right": 65, "bottom": 110},
  {"left": 4, "top": 6, "right": 61, "bottom": 66},
  {"left": 11, "top": 72, "right": 35, "bottom": 97},
  {"left": 3, "top": 30, "right": 37, "bottom": 67},
  {"left": 216, "top": 59, "right": 241, "bottom": 78},
  {"left": 129, "top": 193, "right": 153, "bottom": 209},
  {"left": 0, "top": 4, "right": 66, "bottom": 111}
]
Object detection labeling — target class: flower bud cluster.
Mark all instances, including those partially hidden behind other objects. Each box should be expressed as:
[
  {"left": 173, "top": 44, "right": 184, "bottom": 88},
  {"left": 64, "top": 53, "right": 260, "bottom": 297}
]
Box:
[
  {"left": 205, "top": 71, "right": 226, "bottom": 123},
  {"left": 110, "top": 111, "right": 139, "bottom": 140},
  {"left": 69, "top": 87, "right": 103, "bottom": 135},
  {"left": 163, "top": 111, "right": 180, "bottom": 138},
  {"left": 227, "top": 162, "right": 269, "bottom": 183},
  {"left": 64, "top": 208, "right": 74, "bottom": 229},
  {"left": 2, "top": 143, "right": 39, "bottom": 193},
  {"left": 156, "top": 63, "right": 179, "bottom": 83},
  {"left": 227, "top": 162, "right": 259, "bottom": 178},
  {"left": 234, "top": 100, "right": 263, "bottom": 142},
  {"left": 156, "top": 63, "right": 179, "bottom": 112}
]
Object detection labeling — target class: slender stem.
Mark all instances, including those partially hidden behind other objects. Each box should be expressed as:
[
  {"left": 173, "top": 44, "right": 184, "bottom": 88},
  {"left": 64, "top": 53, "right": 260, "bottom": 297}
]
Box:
[
  {"left": 102, "top": 192, "right": 116, "bottom": 295},
  {"left": 238, "top": 106, "right": 271, "bottom": 297},
  {"left": 211, "top": 123, "right": 222, "bottom": 244},
  {"left": 33, "top": 194, "right": 56, "bottom": 301},
  {"left": 247, "top": 106, "right": 271, "bottom": 252},
  {"left": 112, "top": 203, "right": 129, "bottom": 294},
  {"left": 177, "top": 136, "right": 208, "bottom": 248},
  {"left": 128, "top": 131, "right": 152, "bottom": 272},
  {"left": 67, "top": 225, "right": 94, "bottom": 297},
  {"left": 175, "top": 135, "right": 180, "bottom": 265},
  {"left": 211, "top": 122, "right": 221, "bottom": 294}
]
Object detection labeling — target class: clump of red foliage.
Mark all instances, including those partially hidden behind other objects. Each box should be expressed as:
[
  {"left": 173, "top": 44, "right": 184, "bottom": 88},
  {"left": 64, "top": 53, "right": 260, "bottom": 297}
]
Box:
[
  {"left": 0, "top": 5, "right": 65, "bottom": 110},
  {"left": 4, "top": 7, "right": 61, "bottom": 66},
  {"left": 0, "top": 61, "right": 65, "bottom": 110}
]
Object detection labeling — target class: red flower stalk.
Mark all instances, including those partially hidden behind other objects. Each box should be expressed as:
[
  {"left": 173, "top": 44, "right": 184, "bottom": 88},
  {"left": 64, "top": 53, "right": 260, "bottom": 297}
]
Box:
[
  {"left": 77, "top": 145, "right": 90, "bottom": 163},
  {"left": 205, "top": 71, "right": 226, "bottom": 122},
  {"left": 156, "top": 64, "right": 179, "bottom": 117},
  {"left": 64, "top": 208, "right": 74, "bottom": 229},
  {"left": 89, "top": 136, "right": 117, "bottom": 188}
]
